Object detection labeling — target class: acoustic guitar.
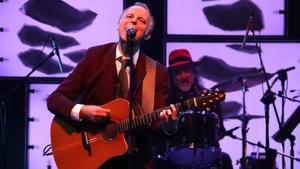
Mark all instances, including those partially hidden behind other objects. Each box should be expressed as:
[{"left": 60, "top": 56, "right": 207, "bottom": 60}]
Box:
[{"left": 50, "top": 90, "right": 225, "bottom": 169}]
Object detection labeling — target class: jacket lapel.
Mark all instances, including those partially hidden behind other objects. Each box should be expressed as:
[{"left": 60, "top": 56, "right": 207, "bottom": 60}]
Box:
[
  {"left": 103, "top": 44, "right": 118, "bottom": 99},
  {"left": 91, "top": 43, "right": 117, "bottom": 101},
  {"left": 134, "top": 53, "right": 146, "bottom": 95}
]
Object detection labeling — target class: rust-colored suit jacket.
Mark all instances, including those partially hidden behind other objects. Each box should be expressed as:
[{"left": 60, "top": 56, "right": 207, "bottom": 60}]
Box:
[
  {"left": 47, "top": 42, "right": 169, "bottom": 168},
  {"left": 47, "top": 42, "right": 169, "bottom": 120}
]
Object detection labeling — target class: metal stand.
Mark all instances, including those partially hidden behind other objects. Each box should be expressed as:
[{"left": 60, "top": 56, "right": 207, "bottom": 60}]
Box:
[
  {"left": 279, "top": 68, "right": 288, "bottom": 169},
  {"left": 239, "top": 77, "right": 249, "bottom": 169},
  {"left": 250, "top": 28, "right": 282, "bottom": 167},
  {"left": 288, "top": 134, "right": 295, "bottom": 169},
  {"left": 260, "top": 90, "right": 276, "bottom": 161}
]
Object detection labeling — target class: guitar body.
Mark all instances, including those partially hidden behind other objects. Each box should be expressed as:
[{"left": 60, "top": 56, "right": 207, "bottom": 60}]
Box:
[{"left": 51, "top": 98, "right": 132, "bottom": 169}]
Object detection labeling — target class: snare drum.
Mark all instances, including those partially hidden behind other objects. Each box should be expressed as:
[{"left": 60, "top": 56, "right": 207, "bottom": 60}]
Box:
[{"left": 166, "top": 110, "right": 220, "bottom": 168}]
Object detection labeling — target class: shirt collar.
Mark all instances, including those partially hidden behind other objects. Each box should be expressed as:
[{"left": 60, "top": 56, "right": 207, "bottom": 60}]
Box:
[{"left": 116, "top": 45, "right": 139, "bottom": 65}]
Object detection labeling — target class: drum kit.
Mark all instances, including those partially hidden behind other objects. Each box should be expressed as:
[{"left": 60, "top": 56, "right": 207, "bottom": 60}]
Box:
[{"left": 154, "top": 72, "right": 273, "bottom": 169}]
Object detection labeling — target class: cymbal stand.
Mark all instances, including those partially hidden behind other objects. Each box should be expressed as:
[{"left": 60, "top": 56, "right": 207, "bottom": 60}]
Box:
[{"left": 239, "top": 77, "right": 249, "bottom": 169}]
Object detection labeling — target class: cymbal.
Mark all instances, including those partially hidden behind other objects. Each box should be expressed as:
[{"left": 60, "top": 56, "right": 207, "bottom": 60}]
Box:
[
  {"left": 221, "top": 101, "right": 242, "bottom": 116},
  {"left": 211, "top": 72, "right": 273, "bottom": 92},
  {"left": 223, "top": 113, "right": 265, "bottom": 121}
]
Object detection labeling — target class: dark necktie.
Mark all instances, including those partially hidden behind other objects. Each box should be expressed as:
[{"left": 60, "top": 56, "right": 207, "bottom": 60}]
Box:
[{"left": 118, "top": 57, "right": 130, "bottom": 98}]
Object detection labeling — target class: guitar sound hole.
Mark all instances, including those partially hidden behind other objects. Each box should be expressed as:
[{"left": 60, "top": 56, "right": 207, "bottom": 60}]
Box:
[{"left": 103, "top": 124, "right": 118, "bottom": 140}]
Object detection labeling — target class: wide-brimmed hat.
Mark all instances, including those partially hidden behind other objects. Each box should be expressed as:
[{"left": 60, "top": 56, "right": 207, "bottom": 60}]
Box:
[{"left": 168, "top": 49, "right": 198, "bottom": 69}]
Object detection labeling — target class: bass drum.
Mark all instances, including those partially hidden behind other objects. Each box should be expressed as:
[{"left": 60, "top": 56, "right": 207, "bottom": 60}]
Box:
[{"left": 164, "top": 110, "right": 221, "bottom": 168}]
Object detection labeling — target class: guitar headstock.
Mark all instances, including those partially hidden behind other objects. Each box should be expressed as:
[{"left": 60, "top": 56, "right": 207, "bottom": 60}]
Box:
[{"left": 182, "top": 89, "right": 226, "bottom": 110}]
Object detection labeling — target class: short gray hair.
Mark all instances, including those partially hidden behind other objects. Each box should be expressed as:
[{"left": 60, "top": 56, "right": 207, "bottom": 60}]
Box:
[{"left": 120, "top": 2, "right": 155, "bottom": 35}]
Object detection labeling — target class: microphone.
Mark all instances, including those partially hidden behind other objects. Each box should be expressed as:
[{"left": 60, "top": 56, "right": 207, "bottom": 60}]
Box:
[
  {"left": 224, "top": 126, "right": 240, "bottom": 138},
  {"left": 125, "top": 25, "right": 136, "bottom": 40},
  {"left": 275, "top": 66, "right": 295, "bottom": 75},
  {"left": 241, "top": 15, "right": 254, "bottom": 49},
  {"left": 50, "top": 35, "right": 64, "bottom": 73}
]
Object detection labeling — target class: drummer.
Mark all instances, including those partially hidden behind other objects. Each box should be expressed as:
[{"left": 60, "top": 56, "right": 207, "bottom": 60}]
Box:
[{"left": 164, "top": 48, "right": 233, "bottom": 169}]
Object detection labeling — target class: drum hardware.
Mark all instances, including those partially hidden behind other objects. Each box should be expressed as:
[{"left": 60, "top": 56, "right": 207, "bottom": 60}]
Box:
[
  {"left": 221, "top": 126, "right": 240, "bottom": 138},
  {"left": 234, "top": 75, "right": 251, "bottom": 169},
  {"left": 154, "top": 111, "right": 221, "bottom": 168},
  {"left": 211, "top": 72, "right": 272, "bottom": 169},
  {"left": 216, "top": 75, "right": 262, "bottom": 169}
]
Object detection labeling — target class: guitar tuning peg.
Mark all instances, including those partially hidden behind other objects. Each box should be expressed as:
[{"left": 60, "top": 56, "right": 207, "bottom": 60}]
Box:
[
  {"left": 214, "top": 88, "right": 220, "bottom": 92},
  {"left": 206, "top": 107, "right": 211, "bottom": 111}
]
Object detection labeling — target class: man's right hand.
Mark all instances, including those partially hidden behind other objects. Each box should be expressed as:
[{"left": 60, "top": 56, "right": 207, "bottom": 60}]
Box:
[{"left": 79, "top": 105, "right": 111, "bottom": 123}]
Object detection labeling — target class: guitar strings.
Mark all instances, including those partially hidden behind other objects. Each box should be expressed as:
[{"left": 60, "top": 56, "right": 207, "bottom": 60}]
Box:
[
  {"left": 87, "top": 94, "right": 222, "bottom": 143},
  {"left": 87, "top": 123, "right": 120, "bottom": 143}
]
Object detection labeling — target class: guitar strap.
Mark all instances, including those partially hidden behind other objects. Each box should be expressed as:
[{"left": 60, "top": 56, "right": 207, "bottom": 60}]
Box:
[{"left": 141, "top": 57, "right": 156, "bottom": 113}]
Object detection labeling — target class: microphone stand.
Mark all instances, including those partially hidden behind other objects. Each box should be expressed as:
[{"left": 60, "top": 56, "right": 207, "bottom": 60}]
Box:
[
  {"left": 270, "top": 67, "right": 297, "bottom": 169},
  {"left": 278, "top": 68, "right": 288, "bottom": 169},
  {"left": 250, "top": 29, "right": 282, "bottom": 168},
  {"left": 0, "top": 49, "right": 58, "bottom": 169},
  {"left": 127, "top": 39, "right": 135, "bottom": 169}
]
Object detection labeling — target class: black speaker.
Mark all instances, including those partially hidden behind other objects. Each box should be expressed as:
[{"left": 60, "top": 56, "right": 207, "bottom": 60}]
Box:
[{"left": 0, "top": 78, "right": 28, "bottom": 169}]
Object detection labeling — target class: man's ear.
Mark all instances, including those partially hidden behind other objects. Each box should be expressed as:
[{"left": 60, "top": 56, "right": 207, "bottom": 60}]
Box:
[{"left": 144, "top": 33, "right": 151, "bottom": 40}]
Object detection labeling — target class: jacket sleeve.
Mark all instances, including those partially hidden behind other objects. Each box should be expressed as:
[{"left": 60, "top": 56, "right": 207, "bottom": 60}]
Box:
[{"left": 47, "top": 49, "right": 91, "bottom": 119}]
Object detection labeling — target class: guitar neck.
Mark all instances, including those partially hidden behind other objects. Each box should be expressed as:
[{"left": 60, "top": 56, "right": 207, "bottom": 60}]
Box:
[
  {"left": 117, "top": 107, "right": 165, "bottom": 133},
  {"left": 117, "top": 90, "right": 225, "bottom": 133}
]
